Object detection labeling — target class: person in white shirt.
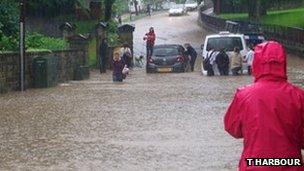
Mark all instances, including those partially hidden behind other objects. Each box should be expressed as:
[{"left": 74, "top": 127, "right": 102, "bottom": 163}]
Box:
[
  {"left": 245, "top": 45, "right": 255, "bottom": 75},
  {"left": 205, "top": 47, "right": 219, "bottom": 76}
]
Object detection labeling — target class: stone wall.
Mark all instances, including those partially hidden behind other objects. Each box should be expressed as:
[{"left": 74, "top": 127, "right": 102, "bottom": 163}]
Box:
[{"left": 0, "top": 49, "right": 87, "bottom": 94}]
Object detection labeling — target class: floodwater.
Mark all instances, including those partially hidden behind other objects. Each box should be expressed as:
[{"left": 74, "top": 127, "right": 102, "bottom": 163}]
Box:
[{"left": 0, "top": 12, "right": 303, "bottom": 171}]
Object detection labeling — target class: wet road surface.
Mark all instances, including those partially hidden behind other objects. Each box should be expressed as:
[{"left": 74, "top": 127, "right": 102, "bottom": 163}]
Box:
[{"left": 1, "top": 12, "right": 304, "bottom": 171}]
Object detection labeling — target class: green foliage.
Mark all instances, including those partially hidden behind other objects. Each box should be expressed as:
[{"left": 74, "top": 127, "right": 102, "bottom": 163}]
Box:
[
  {"left": 113, "top": 0, "right": 129, "bottom": 14},
  {"left": 1, "top": 32, "right": 68, "bottom": 51},
  {"left": 74, "top": 20, "right": 97, "bottom": 34},
  {"left": 26, "top": 33, "right": 67, "bottom": 50},
  {"left": 219, "top": 7, "right": 304, "bottom": 28},
  {"left": 226, "top": 0, "right": 304, "bottom": 19},
  {"left": 0, "top": 0, "right": 19, "bottom": 38},
  {"left": 106, "top": 20, "right": 120, "bottom": 46},
  {"left": 0, "top": 35, "right": 18, "bottom": 51},
  {"left": 88, "top": 38, "right": 97, "bottom": 67},
  {"left": 27, "top": 0, "right": 83, "bottom": 17}
]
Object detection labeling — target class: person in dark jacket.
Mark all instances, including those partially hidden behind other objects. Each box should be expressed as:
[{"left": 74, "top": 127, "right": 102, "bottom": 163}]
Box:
[
  {"left": 112, "top": 52, "right": 125, "bottom": 82},
  {"left": 99, "top": 38, "right": 108, "bottom": 73},
  {"left": 184, "top": 43, "right": 198, "bottom": 72},
  {"left": 215, "top": 48, "right": 229, "bottom": 75}
]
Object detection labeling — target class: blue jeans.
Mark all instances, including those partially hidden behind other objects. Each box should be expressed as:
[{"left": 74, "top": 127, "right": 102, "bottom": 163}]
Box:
[
  {"left": 113, "top": 74, "right": 123, "bottom": 82},
  {"left": 146, "top": 45, "right": 153, "bottom": 58}
]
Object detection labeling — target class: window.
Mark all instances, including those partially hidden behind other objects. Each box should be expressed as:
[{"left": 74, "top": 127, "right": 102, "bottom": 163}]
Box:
[
  {"left": 206, "top": 37, "right": 243, "bottom": 51},
  {"left": 153, "top": 47, "right": 180, "bottom": 56}
]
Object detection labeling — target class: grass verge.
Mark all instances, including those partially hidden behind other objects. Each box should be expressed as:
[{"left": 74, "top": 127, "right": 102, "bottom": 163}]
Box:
[{"left": 219, "top": 7, "right": 304, "bottom": 28}]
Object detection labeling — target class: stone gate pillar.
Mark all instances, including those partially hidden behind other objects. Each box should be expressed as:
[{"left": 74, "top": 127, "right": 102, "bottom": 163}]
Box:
[
  {"left": 59, "top": 22, "right": 89, "bottom": 65},
  {"left": 59, "top": 22, "right": 76, "bottom": 40},
  {"left": 68, "top": 34, "right": 89, "bottom": 65},
  {"left": 118, "top": 24, "right": 135, "bottom": 66}
]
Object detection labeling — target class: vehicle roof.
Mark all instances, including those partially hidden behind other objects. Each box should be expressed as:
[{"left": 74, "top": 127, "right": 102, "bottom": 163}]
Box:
[
  {"left": 185, "top": 0, "right": 197, "bottom": 3},
  {"left": 154, "top": 44, "right": 182, "bottom": 48},
  {"left": 205, "top": 33, "right": 245, "bottom": 39},
  {"left": 171, "top": 4, "right": 184, "bottom": 7}
]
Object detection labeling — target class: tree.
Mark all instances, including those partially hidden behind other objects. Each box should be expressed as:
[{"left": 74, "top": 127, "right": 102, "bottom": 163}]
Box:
[
  {"left": 0, "top": 0, "right": 19, "bottom": 38},
  {"left": 104, "top": 0, "right": 116, "bottom": 22},
  {"left": 0, "top": 0, "right": 19, "bottom": 51},
  {"left": 247, "top": 0, "right": 267, "bottom": 20},
  {"left": 133, "top": 0, "right": 139, "bottom": 15}
]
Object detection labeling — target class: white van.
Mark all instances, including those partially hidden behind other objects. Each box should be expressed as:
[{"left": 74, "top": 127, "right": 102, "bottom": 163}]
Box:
[
  {"left": 185, "top": 0, "right": 198, "bottom": 10},
  {"left": 201, "top": 32, "right": 249, "bottom": 75}
]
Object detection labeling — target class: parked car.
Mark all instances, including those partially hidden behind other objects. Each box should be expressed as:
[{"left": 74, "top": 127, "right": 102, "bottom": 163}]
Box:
[
  {"left": 162, "top": 1, "right": 176, "bottom": 10},
  {"left": 146, "top": 44, "right": 189, "bottom": 73},
  {"left": 185, "top": 0, "right": 198, "bottom": 11},
  {"left": 169, "top": 4, "right": 187, "bottom": 16},
  {"left": 201, "top": 31, "right": 249, "bottom": 75}
]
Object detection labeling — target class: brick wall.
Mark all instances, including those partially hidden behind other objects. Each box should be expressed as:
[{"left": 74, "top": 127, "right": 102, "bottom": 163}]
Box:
[{"left": 0, "top": 49, "right": 87, "bottom": 94}]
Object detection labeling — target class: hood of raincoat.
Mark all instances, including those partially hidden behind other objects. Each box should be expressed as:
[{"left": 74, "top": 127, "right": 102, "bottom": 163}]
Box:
[{"left": 252, "top": 41, "right": 287, "bottom": 82}]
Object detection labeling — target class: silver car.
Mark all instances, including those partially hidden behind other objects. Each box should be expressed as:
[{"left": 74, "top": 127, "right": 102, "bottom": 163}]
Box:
[{"left": 169, "top": 4, "right": 187, "bottom": 16}]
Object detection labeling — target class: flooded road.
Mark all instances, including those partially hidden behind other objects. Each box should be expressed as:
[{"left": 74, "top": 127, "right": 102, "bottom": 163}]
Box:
[{"left": 0, "top": 12, "right": 304, "bottom": 170}]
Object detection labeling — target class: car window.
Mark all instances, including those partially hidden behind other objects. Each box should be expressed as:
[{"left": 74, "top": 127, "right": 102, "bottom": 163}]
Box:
[
  {"left": 206, "top": 37, "right": 243, "bottom": 51},
  {"left": 172, "top": 4, "right": 184, "bottom": 9},
  {"left": 186, "top": 0, "right": 196, "bottom": 4},
  {"left": 153, "top": 47, "right": 180, "bottom": 56}
]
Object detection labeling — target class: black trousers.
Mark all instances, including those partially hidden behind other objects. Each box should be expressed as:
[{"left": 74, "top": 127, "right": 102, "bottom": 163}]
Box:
[
  {"left": 123, "top": 55, "right": 131, "bottom": 68},
  {"left": 207, "top": 68, "right": 214, "bottom": 76},
  {"left": 100, "top": 55, "right": 107, "bottom": 73},
  {"left": 218, "top": 66, "right": 229, "bottom": 76},
  {"left": 247, "top": 66, "right": 252, "bottom": 75},
  {"left": 190, "top": 56, "right": 197, "bottom": 71}
]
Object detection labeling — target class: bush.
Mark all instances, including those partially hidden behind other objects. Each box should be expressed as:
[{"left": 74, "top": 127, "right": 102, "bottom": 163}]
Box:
[
  {"left": 0, "top": 0, "right": 19, "bottom": 51},
  {"left": 106, "top": 20, "right": 121, "bottom": 47},
  {"left": 0, "top": 1, "right": 19, "bottom": 38},
  {"left": 0, "top": 33, "right": 68, "bottom": 52},
  {"left": 26, "top": 33, "right": 68, "bottom": 50},
  {"left": 0, "top": 35, "right": 18, "bottom": 51}
]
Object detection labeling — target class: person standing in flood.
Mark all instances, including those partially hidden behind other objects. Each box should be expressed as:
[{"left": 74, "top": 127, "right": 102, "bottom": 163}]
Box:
[
  {"left": 204, "top": 47, "right": 218, "bottom": 76},
  {"left": 244, "top": 44, "right": 254, "bottom": 75},
  {"left": 224, "top": 41, "right": 304, "bottom": 171},
  {"left": 184, "top": 43, "right": 198, "bottom": 72},
  {"left": 215, "top": 48, "right": 229, "bottom": 75},
  {"left": 120, "top": 43, "right": 132, "bottom": 68},
  {"left": 230, "top": 47, "right": 243, "bottom": 76},
  {"left": 99, "top": 38, "right": 108, "bottom": 73},
  {"left": 112, "top": 52, "right": 125, "bottom": 82},
  {"left": 143, "top": 27, "right": 156, "bottom": 59}
]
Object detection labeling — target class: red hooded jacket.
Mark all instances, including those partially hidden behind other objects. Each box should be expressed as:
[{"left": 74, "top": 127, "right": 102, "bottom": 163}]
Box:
[
  {"left": 224, "top": 41, "right": 304, "bottom": 171},
  {"left": 144, "top": 31, "right": 156, "bottom": 46}
]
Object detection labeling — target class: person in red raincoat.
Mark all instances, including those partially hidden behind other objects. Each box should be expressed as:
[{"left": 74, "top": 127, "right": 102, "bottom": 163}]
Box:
[
  {"left": 143, "top": 27, "right": 156, "bottom": 58},
  {"left": 224, "top": 41, "right": 304, "bottom": 171}
]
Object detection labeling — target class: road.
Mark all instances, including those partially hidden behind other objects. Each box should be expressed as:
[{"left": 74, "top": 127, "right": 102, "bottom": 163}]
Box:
[{"left": 0, "top": 12, "right": 304, "bottom": 171}]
